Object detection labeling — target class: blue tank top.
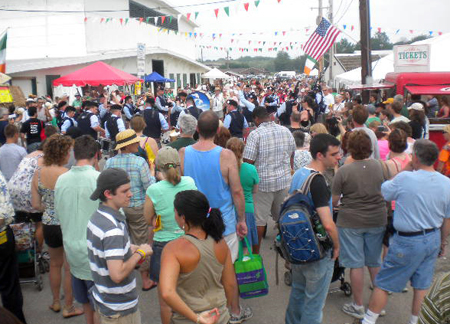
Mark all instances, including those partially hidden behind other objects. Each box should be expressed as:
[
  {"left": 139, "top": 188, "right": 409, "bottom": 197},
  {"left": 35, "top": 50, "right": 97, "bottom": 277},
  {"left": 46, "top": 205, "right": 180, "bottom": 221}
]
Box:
[{"left": 184, "top": 146, "right": 236, "bottom": 236}]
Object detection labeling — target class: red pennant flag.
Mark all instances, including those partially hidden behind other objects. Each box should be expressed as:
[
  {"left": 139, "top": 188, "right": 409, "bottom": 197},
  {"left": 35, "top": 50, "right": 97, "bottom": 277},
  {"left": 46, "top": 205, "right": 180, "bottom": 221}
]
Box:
[
  {"left": 249, "top": 41, "right": 251, "bottom": 44},
  {"left": 282, "top": 31, "right": 286, "bottom": 36},
  {"left": 120, "top": 18, "right": 123, "bottom": 24},
  {"left": 286, "top": 46, "right": 289, "bottom": 50},
  {"left": 410, "top": 30, "right": 414, "bottom": 34},
  {"left": 187, "top": 13, "right": 191, "bottom": 21},
  {"left": 161, "top": 16, "right": 166, "bottom": 24},
  {"left": 214, "top": 9, "right": 219, "bottom": 18},
  {"left": 278, "top": 0, "right": 281, "bottom": 2},
  {"left": 100, "top": 18, "right": 105, "bottom": 23},
  {"left": 244, "top": 3, "right": 249, "bottom": 11},
  {"left": 139, "top": 17, "right": 143, "bottom": 23},
  {"left": 377, "top": 27, "right": 381, "bottom": 33},
  {"left": 351, "top": 25, "right": 354, "bottom": 31},
  {"left": 439, "top": 31, "right": 443, "bottom": 35},
  {"left": 306, "top": 28, "right": 309, "bottom": 33},
  {"left": 231, "top": 39, "right": 234, "bottom": 43},
  {"left": 84, "top": 17, "right": 88, "bottom": 22}
]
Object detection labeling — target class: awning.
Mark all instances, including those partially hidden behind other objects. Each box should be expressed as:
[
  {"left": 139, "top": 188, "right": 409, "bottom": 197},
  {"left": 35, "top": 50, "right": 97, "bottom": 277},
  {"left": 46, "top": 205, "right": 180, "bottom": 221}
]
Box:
[
  {"left": 346, "top": 83, "right": 394, "bottom": 90},
  {"left": 405, "top": 85, "right": 450, "bottom": 95}
]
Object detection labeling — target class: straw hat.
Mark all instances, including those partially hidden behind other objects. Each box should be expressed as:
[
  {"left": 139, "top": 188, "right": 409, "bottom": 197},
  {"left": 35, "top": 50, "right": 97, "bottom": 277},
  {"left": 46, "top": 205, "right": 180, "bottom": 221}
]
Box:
[{"left": 114, "top": 129, "right": 141, "bottom": 150}]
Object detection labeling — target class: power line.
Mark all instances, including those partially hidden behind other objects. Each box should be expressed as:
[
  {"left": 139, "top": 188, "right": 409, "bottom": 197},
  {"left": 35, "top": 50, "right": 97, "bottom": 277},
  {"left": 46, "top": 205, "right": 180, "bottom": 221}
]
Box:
[
  {"left": 335, "top": 0, "right": 354, "bottom": 24},
  {"left": 0, "top": 0, "right": 239, "bottom": 14},
  {"left": 333, "top": 0, "right": 345, "bottom": 18}
]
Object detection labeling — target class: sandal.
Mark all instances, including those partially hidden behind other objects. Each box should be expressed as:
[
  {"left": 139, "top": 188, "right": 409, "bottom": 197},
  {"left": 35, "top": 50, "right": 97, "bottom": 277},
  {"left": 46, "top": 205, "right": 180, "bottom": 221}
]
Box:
[
  {"left": 62, "top": 305, "right": 84, "bottom": 318},
  {"left": 49, "top": 301, "right": 61, "bottom": 313}
]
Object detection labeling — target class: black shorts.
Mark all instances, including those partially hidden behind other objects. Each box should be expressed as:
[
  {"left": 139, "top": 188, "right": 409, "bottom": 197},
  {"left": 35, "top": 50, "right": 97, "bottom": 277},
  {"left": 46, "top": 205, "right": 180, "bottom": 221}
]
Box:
[
  {"left": 43, "top": 225, "right": 63, "bottom": 248},
  {"left": 15, "top": 211, "right": 43, "bottom": 223},
  {"left": 150, "top": 241, "right": 169, "bottom": 283}
]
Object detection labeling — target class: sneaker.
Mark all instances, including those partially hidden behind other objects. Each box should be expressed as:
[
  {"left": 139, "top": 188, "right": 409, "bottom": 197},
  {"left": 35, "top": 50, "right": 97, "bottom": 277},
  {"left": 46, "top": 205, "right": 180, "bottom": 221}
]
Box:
[
  {"left": 380, "top": 309, "right": 386, "bottom": 317},
  {"left": 342, "top": 303, "right": 365, "bottom": 319},
  {"left": 229, "top": 306, "right": 253, "bottom": 324},
  {"left": 402, "top": 287, "right": 409, "bottom": 293}
]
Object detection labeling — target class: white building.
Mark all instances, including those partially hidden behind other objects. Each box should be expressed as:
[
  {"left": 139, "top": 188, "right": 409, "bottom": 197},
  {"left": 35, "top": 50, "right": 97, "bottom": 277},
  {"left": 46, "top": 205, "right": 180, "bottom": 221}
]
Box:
[{"left": 1, "top": 0, "right": 209, "bottom": 96}]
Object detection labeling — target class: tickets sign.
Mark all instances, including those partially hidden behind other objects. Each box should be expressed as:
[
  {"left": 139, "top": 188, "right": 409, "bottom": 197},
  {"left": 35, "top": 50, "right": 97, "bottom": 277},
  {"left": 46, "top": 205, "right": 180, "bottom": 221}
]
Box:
[{"left": 394, "top": 44, "right": 430, "bottom": 72}]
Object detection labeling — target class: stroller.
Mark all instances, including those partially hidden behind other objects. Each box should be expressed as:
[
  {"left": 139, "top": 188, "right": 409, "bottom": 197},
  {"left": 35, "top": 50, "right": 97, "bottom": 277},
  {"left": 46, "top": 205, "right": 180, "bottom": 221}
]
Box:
[{"left": 10, "top": 221, "right": 48, "bottom": 291}]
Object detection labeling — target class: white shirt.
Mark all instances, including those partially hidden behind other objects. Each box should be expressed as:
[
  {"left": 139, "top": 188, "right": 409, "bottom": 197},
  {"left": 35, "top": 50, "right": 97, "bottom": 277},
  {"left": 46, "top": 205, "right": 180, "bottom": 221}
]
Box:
[{"left": 323, "top": 93, "right": 335, "bottom": 114}]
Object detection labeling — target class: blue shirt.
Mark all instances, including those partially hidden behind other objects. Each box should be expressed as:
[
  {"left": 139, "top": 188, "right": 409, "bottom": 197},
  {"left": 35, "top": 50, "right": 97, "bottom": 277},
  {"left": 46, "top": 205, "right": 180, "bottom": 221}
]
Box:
[
  {"left": 223, "top": 112, "right": 248, "bottom": 130},
  {"left": 61, "top": 117, "right": 78, "bottom": 133},
  {"left": 382, "top": 170, "right": 450, "bottom": 232},
  {"left": 104, "top": 117, "right": 126, "bottom": 139},
  {"left": 238, "top": 90, "right": 255, "bottom": 112},
  {"left": 184, "top": 146, "right": 236, "bottom": 236},
  {"left": 104, "top": 153, "right": 155, "bottom": 207},
  {"left": 98, "top": 104, "right": 107, "bottom": 119},
  {"left": 123, "top": 104, "right": 134, "bottom": 120},
  {"left": 144, "top": 106, "right": 169, "bottom": 131}
]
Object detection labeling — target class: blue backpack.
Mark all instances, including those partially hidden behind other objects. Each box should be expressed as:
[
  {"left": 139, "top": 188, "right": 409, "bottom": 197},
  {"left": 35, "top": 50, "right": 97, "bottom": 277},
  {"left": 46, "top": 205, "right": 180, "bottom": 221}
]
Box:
[{"left": 275, "top": 172, "right": 332, "bottom": 265}]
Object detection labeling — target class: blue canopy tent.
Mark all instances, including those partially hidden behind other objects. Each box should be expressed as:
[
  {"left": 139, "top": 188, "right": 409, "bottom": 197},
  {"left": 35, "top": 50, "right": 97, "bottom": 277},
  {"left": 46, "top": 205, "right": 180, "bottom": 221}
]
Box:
[{"left": 144, "top": 72, "right": 175, "bottom": 83}]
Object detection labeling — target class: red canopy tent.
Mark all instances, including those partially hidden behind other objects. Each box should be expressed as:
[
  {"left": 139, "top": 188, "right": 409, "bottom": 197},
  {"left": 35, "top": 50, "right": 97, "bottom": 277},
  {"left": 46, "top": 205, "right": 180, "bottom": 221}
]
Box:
[{"left": 52, "top": 61, "right": 141, "bottom": 87}]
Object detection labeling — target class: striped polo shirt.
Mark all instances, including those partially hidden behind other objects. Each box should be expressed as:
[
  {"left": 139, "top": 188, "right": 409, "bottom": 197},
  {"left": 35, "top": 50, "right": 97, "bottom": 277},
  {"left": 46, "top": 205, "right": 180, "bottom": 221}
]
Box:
[{"left": 87, "top": 204, "right": 138, "bottom": 317}]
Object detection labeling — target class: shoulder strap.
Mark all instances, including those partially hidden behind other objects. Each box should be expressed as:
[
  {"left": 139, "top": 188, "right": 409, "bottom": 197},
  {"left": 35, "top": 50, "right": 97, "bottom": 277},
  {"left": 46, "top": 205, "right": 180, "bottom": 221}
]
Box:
[
  {"left": 378, "top": 159, "right": 392, "bottom": 181},
  {"left": 299, "top": 171, "right": 321, "bottom": 195}
]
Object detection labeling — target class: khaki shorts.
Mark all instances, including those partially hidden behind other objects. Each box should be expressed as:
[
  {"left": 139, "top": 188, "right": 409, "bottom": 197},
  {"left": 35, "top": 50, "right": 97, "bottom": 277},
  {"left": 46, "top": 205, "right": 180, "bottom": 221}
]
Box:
[
  {"left": 224, "top": 232, "right": 239, "bottom": 263},
  {"left": 123, "top": 205, "right": 150, "bottom": 272},
  {"left": 99, "top": 310, "right": 141, "bottom": 324},
  {"left": 254, "top": 188, "right": 289, "bottom": 227}
]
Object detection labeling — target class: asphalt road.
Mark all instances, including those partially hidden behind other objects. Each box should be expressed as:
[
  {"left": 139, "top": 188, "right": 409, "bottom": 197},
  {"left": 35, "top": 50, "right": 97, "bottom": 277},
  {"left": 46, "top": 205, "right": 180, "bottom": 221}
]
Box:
[{"left": 19, "top": 220, "right": 450, "bottom": 324}]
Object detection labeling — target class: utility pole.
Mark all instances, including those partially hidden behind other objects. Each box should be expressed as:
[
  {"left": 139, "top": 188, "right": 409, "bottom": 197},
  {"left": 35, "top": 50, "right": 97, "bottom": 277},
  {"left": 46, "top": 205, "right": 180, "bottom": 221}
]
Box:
[
  {"left": 318, "top": 0, "right": 324, "bottom": 74},
  {"left": 360, "top": 0, "right": 372, "bottom": 86},
  {"left": 328, "top": 0, "right": 334, "bottom": 87}
]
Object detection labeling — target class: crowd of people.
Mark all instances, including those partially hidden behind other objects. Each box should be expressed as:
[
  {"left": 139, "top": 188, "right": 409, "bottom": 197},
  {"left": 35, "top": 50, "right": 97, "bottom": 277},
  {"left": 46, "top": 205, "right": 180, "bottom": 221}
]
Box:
[{"left": 0, "top": 76, "right": 450, "bottom": 324}]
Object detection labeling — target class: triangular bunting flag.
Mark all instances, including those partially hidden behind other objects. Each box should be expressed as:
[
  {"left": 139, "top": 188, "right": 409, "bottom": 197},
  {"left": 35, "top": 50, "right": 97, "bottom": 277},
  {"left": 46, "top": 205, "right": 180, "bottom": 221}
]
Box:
[
  {"left": 214, "top": 9, "right": 219, "bottom": 18},
  {"left": 377, "top": 27, "right": 381, "bottom": 33},
  {"left": 186, "top": 13, "right": 191, "bottom": 21},
  {"left": 282, "top": 31, "right": 286, "bottom": 36},
  {"left": 106, "top": 18, "right": 111, "bottom": 23},
  {"left": 100, "top": 18, "right": 105, "bottom": 23},
  {"left": 120, "top": 18, "right": 123, "bottom": 25},
  {"left": 343, "top": 24, "right": 346, "bottom": 29},
  {"left": 224, "top": 7, "right": 230, "bottom": 16},
  {"left": 244, "top": 3, "right": 249, "bottom": 11},
  {"left": 139, "top": 17, "right": 143, "bottom": 23},
  {"left": 429, "top": 31, "right": 433, "bottom": 36},
  {"left": 395, "top": 29, "right": 400, "bottom": 34},
  {"left": 351, "top": 25, "right": 354, "bottom": 31},
  {"left": 255, "top": 0, "right": 260, "bottom": 7},
  {"left": 439, "top": 31, "right": 443, "bottom": 35},
  {"left": 146, "top": 17, "right": 150, "bottom": 23},
  {"left": 161, "top": 16, "right": 166, "bottom": 24},
  {"left": 195, "top": 12, "right": 199, "bottom": 19},
  {"left": 278, "top": 0, "right": 281, "bottom": 2},
  {"left": 84, "top": 17, "right": 88, "bottom": 22},
  {"left": 410, "top": 30, "right": 414, "bottom": 34},
  {"left": 169, "top": 16, "right": 173, "bottom": 23},
  {"left": 125, "top": 18, "right": 129, "bottom": 24}
]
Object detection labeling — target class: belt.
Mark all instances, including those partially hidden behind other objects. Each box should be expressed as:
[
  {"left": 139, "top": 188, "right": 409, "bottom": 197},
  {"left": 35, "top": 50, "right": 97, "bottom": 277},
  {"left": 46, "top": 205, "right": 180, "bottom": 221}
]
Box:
[{"left": 395, "top": 228, "right": 437, "bottom": 237}]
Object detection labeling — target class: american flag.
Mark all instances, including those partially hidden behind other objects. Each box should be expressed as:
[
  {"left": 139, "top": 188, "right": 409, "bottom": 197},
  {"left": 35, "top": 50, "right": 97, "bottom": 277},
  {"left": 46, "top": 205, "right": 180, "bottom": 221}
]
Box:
[{"left": 303, "top": 18, "right": 341, "bottom": 62}]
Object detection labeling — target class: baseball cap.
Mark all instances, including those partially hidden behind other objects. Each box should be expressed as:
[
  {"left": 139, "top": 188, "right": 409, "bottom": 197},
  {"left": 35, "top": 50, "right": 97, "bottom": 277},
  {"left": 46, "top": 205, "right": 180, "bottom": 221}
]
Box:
[
  {"left": 383, "top": 98, "right": 394, "bottom": 104},
  {"left": 90, "top": 168, "right": 130, "bottom": 201},
  {"left": 156, "top": 147, "right": 180, "bottom": 170},
  {"left": 408, "top": 102, "right": 424, "bottom": 111}
]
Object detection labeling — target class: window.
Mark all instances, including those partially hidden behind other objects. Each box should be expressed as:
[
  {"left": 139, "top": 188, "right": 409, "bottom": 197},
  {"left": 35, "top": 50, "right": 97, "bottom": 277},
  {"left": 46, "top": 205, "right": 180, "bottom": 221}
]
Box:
[
  {"left": 182, "top": 74, "right": 187, "bottom": 88},
  {"left": 196, "top": 73, "right": 201, "bottom": 85},
  {"left": 176, "top": 73, "right": 181, "bottom": 90},
  {"left": 169, "top": 73, "right": 175, "bottom": 89},
  {"left": 129, "top": 0, "right": 178, "bottom": 31}
]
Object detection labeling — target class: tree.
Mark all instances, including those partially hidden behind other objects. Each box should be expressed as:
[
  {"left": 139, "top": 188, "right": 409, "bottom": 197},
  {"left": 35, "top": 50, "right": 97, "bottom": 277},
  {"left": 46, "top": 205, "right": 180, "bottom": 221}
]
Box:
[
  {"left": 355, "top": 31, "right": 393, "bottom": 50},
  {"left": 274, "top": 52, "right": 292, "bottom": 71},
  {"left": 394, "top": 34, "right": 432, "bottom": 46},
  {"left": 336, "top": 38, "right": 356, "bottom": 53}
]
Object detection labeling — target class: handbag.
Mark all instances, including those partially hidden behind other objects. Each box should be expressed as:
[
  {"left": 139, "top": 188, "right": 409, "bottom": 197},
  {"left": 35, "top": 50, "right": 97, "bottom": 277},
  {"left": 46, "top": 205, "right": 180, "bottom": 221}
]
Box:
[{"left": 234, "top": 238, "right": 268, "bottom": 299}]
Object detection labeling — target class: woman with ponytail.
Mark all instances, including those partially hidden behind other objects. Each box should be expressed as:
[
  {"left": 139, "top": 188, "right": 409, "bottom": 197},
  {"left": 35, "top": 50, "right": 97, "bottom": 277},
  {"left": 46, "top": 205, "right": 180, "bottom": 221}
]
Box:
[
  {"left": 226, "top": 137, "right": 259, "bottom": 253},
  {"left": 144, "top": 147, "right": 197, "bottom": 324},
  {"left": 160, "top": 190, "right": 239, "bottom": 324}
]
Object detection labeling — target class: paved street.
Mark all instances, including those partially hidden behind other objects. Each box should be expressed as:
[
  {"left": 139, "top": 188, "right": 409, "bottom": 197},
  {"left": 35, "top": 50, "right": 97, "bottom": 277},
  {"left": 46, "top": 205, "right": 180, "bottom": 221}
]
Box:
[{"left": 20, "top": 220, "right": 450, "bottom": 324}]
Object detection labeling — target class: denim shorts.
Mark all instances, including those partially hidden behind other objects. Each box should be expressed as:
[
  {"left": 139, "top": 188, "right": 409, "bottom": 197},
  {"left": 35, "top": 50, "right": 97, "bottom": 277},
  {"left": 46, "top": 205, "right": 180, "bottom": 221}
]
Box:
[
  {"left": 244, "top": 212, "right": 258, "bottom": 247},
  {"left": 375, "top": 230, "right": 440, "bottom": 293},
  {"left": 150, "top": 241, "right": 169, "bottom": 283},
  {"left": 71, "top": 275, "right": 94, "bottom": 306},
  {"left": 338, "top": 226, "right": 385, "bottom": 268}
]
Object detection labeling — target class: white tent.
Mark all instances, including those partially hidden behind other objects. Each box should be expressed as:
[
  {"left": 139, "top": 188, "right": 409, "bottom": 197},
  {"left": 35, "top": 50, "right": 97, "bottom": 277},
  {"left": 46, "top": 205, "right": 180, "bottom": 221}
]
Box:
[
  {"left": 202, "top": 68, "right": 231, "bottom": 80},
  {"left": 335, "top": 33, "right": 450, "bottom": 87}
]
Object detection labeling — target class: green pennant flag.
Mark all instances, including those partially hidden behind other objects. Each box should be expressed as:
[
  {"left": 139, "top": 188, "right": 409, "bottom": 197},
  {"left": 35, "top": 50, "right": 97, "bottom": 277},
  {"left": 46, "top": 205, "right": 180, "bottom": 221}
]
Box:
[
  {"left": 224, "top": 7, "right": 230, "bottom": 16},
  {"left": 146, "top": 17, "right": 150, "bottom": 23},
  {"left": 125, "top": 18, "right": 129, "bottom": 24},
  {"left": 195, "top": 12, "right": 199, "bottom": 19},
  {"left": 175, "top": 30, "right": 178, "bottom": 35},
  {"left": 255, "top": 0, "right": 260, "bottom": 7},
  {"left": 106, "top": 18, "right": 111, "bottom": 23},
  {"left": 169, "top": 16, "right": 173, "bottom": 23}
]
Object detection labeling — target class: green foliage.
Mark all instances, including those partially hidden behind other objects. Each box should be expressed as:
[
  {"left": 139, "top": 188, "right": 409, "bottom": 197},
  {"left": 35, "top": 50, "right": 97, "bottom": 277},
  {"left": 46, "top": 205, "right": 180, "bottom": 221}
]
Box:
[
  {"left": 355, "top": 31, "right": 393, "bottom": 50},
  {"left": 394, "top": 34, "right": 432, "bottom": 46},
  {"left": 336, "top": 38, "right": 356, "bottom": 53}
]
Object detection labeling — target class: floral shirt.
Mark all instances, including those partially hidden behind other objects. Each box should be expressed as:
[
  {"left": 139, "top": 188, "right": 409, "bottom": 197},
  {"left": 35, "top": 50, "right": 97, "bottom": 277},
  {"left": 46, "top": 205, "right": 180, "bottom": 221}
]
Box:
[
  {"left": 294, "top": 150, "right": 312, "bottom": 172},
  {"left": 0, "top": 172, "right": 15, "bottom": 230},
  {"left": 7, "top": 153, "right": 43, "bottom": 213},
  {"left": 37, "top": 168, "right": 59, "bottom": 226}
]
